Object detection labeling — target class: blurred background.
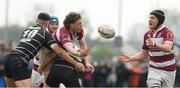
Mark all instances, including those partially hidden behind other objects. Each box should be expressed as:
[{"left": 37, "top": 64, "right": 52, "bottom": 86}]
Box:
[{"left": 0, "top": 0, "right": 180, "bottom": 87}]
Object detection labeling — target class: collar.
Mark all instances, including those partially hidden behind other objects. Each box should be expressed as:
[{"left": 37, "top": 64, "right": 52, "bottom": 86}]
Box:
[
  {"left": 36, "top": 24, "right": 44, "bottom": 29},
  {"left": 46, "top": 28, "right": 50, "bottom": 32},
  {"left": 152, "top": 25, "right": 164, "bottom": 37}
]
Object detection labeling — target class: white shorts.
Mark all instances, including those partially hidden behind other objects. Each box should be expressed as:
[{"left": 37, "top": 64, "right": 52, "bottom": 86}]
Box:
[
  {"left": 31, "top": 69, "right": 45, "bottom": 87},
  {"left": 147, "top": 67, "right": 176, "bottom": 88}
]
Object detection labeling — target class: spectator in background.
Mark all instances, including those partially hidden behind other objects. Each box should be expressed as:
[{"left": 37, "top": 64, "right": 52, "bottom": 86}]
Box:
[
  {"left": 128, "top": 61, "right": 143, "bottom": 87},
  {"left": 0, "top": 59, "right": 6, "bottom": 87},
  {"left": 115, "top": 61, "right": 130, "bottom": 87}
]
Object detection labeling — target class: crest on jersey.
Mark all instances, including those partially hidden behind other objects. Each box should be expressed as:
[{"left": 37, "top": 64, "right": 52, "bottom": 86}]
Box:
[
  {"left": 166, "top": 32, "right": 173, "bottom": 41},
  {"left": 62, "top": 34, "right": 71, "bottom": 41},
  {"left": 166, "top": 32, "right": 173, "bottom": 38}
]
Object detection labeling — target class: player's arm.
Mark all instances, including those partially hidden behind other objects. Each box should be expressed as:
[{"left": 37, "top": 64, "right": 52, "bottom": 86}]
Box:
[
  {"left": 79, "top": 37, "right": 89, "bottom": 64},
  {"left": 79, "top": 37, "right": 94, "bottom": 73},
  {"left": 63, "top": 42, "right": 80, "bottom": 56},
  {"left": 119, "top": 49, "right": 149, "bottom": 62},
  {"left": 130, "top": 49, "right": 149, "bottom": 61},
  {"left": 50, "top": 43, "right": 85, "bottom": 72},
  {"left": 154, "top": 42, "right": 173, "bottom": 53},
  {"left": 38, "top": 51, "right": 55, "bottom": 73},
  {"left": 44, "top": 30, "right": 85, "bottom": 72},
  {"left": 146, "top": 34, "right": 173, "bottom": 53},
  {"left": 63, "top": 42, "right": 89, "bottom": 57}
]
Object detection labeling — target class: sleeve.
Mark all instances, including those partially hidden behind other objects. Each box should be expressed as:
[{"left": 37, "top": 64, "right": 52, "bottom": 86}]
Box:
[
  {"left": 142, "top": 33, "right": 149, "bottom": 50},
  {"left": 77, "top": 30, "right": 84, "bottom": 40},
  {"left": 163, "top": 30, "right": 174, "bottom": 42},
  {"left": 44, "top": 30, "right": 57, "bottom": 50},
  {"left": 60, "top": 33, "right": 72, "bottom": 45}
]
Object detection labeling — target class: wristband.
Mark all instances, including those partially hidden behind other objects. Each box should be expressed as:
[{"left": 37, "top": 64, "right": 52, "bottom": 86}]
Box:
[
  {"left": 153, "top": 43, "right": 156, "bottom": 47},
  {"left": 152, "top": 40, "right": 156, "bottom": 47}
]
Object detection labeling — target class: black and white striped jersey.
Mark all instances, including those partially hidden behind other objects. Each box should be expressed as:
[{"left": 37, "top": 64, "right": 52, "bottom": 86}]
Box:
[{"left": 10, "top": 24, "right": 56, "bottom": 63}]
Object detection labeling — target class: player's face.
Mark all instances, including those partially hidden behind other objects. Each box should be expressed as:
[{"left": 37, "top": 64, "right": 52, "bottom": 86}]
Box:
[
  {"left": 70, "top": 19, "right": 83, "bottom": 32},
  {"left": 49, "top": 22, "right": 59, "bottom": 33},
  {"left": 149, "top": 15, "right": 158, "bottom": 30}
]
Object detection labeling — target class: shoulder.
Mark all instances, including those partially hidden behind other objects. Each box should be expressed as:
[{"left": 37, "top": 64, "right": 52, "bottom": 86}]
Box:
[
  {"left": 58, "top": 27, "right": 69, "bottom": 34},
  {"left": 159, "top": 27, "right": 174, "bottom": 38},
  {"left": 162, "top": 27, "right": 173, "bottom": 33},
  {"left": 28, "top": 25, "right": 42, "bottom": 30},
  {"left": 55, "top": 27, "right": 71, "bottom": 41}
]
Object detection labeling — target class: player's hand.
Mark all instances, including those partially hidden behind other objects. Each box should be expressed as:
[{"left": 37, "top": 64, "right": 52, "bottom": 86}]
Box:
[
  {"left": 118, "top": 55, "right": 131, "bottom": 62},
  {"left": 146, "top": 34, "right": 154, "bottom": 48},
  {"left": 75, "top": 62, "right": 86, "bottom": 72},
  {"left": 37, "top": 66, "right": 43, "bottom": 75},
  {"left": 79, "top": 48, "right": 90, "bottom": 57},
  {"left": 85, "top": 63, "right": 95, "bottom": 73}
]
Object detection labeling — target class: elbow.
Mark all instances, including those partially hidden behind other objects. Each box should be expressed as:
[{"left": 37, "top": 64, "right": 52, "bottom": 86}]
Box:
[
  {"left": 164, "top": 48, "right": 172, "bottom": 53},
  {"left": 164, "top": 49, "right": 171, "bottom": 53}
]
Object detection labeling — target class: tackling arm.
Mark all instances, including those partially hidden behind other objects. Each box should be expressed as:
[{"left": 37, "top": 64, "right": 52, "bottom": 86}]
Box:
[
  {"left": 50, "top": 43, "right": 85, "bottom": 72},
  {"left": 63, "top": 42, "right": 89, "bottom": 57},
  {"left": 38, "top": 51, "right": 55, "bottom": 73},
  {"left": 63, "top": 42, "right": 81, "bottom": 57}
]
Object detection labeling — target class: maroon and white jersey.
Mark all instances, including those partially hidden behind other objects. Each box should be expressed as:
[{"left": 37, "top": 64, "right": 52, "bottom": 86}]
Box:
[
  {"left": 142, "top": 26, "right": 176, "bottom": 71},
  {"left": 53, "top": 26, "right": 83, "bottom": 62},
  {"left": 53, "top": 26, "right": 83, "bottom": 47}
]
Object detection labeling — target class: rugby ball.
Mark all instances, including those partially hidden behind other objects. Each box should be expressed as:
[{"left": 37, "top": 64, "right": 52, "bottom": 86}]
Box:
[{"left": 98, "top": 24, "right": 115, "bottom": 39}]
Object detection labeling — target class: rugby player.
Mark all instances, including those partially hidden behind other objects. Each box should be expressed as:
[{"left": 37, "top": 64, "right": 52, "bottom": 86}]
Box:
[
  {"left": 3, "top": 12, "right": 85, "bottom": 87},
  {"left": 119, "top": 10, "right": 176, "bottom": 88}
]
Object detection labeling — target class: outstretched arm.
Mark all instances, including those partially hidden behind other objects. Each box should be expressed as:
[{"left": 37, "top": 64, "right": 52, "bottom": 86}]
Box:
[{"left": 119, "top": 49, "right": 149, "bottom": 62}]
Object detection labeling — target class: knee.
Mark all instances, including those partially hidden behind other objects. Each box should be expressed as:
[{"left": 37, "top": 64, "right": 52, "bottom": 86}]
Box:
[{"left": 147, "top": 79, "right": 161, "bottom": 88}]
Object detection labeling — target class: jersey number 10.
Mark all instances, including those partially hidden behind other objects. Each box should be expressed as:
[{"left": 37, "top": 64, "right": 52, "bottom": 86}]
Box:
[{"left": 23, "top": 30, "right": 38, "bottom": 38}]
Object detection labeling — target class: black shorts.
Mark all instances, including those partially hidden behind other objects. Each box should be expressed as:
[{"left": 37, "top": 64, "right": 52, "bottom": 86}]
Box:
[
  {"left": 4, "top": 54, "right": 30, "bottom": 81},
  {"left": 46, "top": 60, "right": 80, "bottom": 87}
]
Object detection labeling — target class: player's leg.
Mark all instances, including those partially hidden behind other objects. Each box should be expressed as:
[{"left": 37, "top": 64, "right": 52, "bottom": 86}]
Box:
[
  {"left": 43, "top": 62, "right": 52, "bottom": 88},
  {"left": 46, "top": 66, "right": 61, "bottom": 87},
  {"left": 147, "top": 68, "right": 163, "bottom": 88},
  {"left": 14, "top": 78, "right": 31, "bottom": 87},
  {"left": 5, "top": 76, "right": 16, "bottom": 87},
  {"left": 31, "top": 69, "right": 44, "bottom": 87},
  {"left": 5, "top": 55, "right": 31, "bottom": 87},
  {"left": 63, "top": 70, "right": 80, "bottom": 87},
  {"left": 4, "top": 55, "right": 17, "bottom": 87},
  {"left": 162, "top": 71, "right": 176, "bottom": 88},
  {"left": 147, "top": 78, "right": 162, "bottom": 88},
  {"left": 59, "top": 83, "right": 66, "bottom": 88}
]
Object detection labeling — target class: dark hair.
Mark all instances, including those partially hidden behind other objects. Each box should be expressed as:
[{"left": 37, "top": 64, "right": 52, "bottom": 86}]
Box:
[
  {"left": 38, "top": 12, "right": 50, "bottom": 21},
  {"left": 63, "top": 12, "right": 81, "bottom": 29}
]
